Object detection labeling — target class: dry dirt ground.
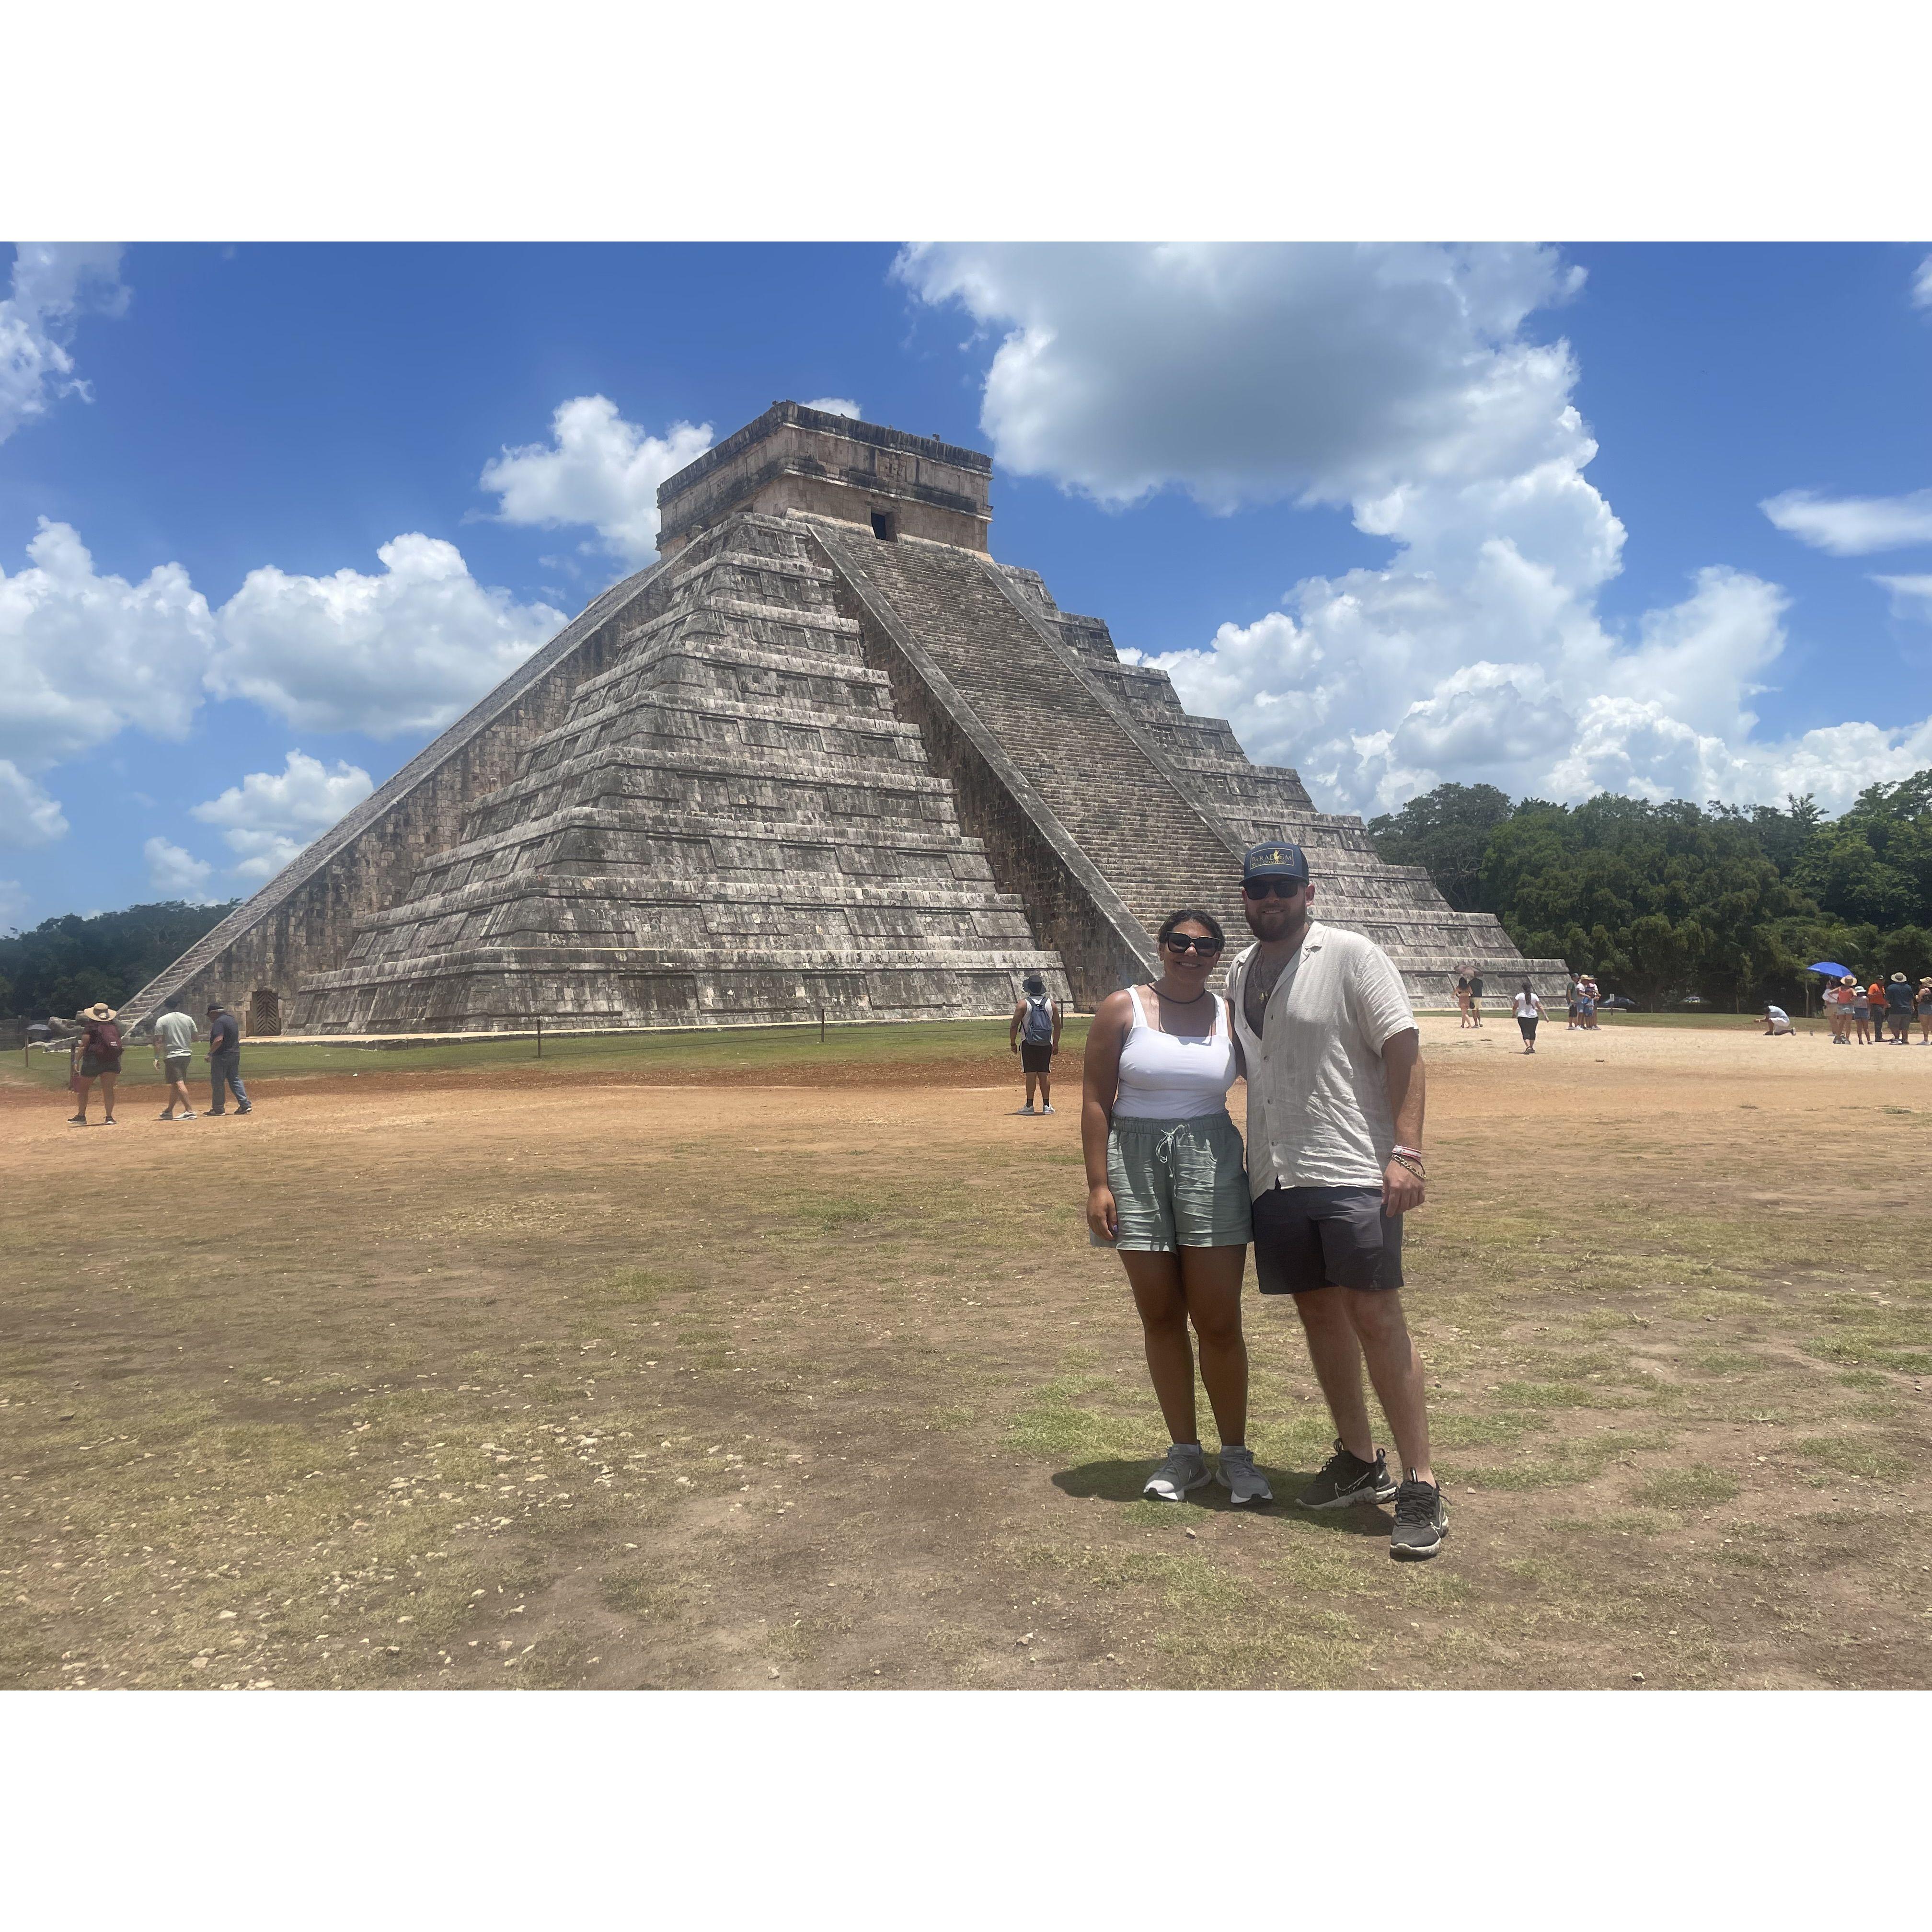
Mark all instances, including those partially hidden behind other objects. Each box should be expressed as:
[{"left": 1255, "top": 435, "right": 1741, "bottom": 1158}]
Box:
[{"left": 2, "top": 1015, "right": 1928, "bottom": 1690}]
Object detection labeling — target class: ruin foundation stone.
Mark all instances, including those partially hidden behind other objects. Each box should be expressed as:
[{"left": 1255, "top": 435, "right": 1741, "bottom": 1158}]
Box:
[{"left": 124, "top": 402, "right": 1566, "bottom": 1034}]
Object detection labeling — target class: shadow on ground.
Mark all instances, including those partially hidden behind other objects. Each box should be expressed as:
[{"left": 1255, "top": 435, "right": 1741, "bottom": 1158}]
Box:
[{"left": 1050, "top": 1460, "right": 1391, "bottom": 1533}]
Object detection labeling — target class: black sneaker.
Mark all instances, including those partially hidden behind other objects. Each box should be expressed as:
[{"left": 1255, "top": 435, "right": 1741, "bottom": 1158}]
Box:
[
  {"left": 1298, "top": 1439, "right": 1398, "bottom": 1509},
  {"left": 1390, "top": 1474, "right": 1448, "bottom": 1561}
]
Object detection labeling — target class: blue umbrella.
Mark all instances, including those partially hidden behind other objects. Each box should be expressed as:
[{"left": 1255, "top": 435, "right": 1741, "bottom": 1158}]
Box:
[{"left": 1807, "top": 961, "right": 1851, "bottom": 978}]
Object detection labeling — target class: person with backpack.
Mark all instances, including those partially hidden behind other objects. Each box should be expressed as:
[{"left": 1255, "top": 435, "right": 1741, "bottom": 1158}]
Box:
[
  {"left": 1010, "top": 974, "right": 1063, "bottom": 1114},
  {"left": 69, "top": 1001, "right": 124, "bottom": 1126}
]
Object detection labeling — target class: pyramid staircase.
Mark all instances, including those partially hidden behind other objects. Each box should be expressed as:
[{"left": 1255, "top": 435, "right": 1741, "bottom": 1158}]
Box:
[{"left": 290, "top": 518, "right": 1066, "bottom": 1031}]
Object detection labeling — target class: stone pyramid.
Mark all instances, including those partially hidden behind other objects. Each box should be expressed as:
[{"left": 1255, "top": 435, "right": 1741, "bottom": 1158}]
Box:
[{"left": 126, "top": 402, "right": 1562, "bottom": 1035}]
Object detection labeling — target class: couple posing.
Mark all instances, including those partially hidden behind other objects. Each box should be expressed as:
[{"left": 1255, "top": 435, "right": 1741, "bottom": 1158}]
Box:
[{"left": 1081, "top": 842, "right": 1446, "bottom": 1561}]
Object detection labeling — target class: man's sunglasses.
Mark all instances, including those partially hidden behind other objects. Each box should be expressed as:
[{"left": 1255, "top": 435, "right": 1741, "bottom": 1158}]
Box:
[
  {"left": 1162, "top": 933, "right": 1225, "bottom": 957},
  {"left": 1242, "top": 877, "right": 1307, "bottom": 900}
]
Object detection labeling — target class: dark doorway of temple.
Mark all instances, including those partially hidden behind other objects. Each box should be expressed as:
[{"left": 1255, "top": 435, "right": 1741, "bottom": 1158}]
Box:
[{"left": 870, "top": 510, "right": 897, "bottom": 541}]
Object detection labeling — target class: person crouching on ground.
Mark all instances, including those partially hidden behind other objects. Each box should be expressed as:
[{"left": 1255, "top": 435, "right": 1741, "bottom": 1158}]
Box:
[
  {"left": 150, "top": 995, "right": 198, "bottom": 1120},
  {"left": 69, "top": 1002, "right": 124, "bottom": 1126},
  {"left": 1226, "top": 841, "right": 1448, "bottom": 1561},
  {"left": 1513, "top": 979, "right": 1544, "bottom": 1052},
  {"left": 1762, "top": 1003, "right": 1794, "bottom": 1036},
  {"left": 1011, "top": 974, "right": 1062, "bottom": 1114},
  {"left": 205, "top": 1001, "right": 251, "bottom": 1116},
  {"left": 1081, "top": 909, "right": 1267, "bottom": 1506}
]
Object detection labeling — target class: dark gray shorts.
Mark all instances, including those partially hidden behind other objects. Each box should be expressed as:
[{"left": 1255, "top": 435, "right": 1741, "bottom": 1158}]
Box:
[
  {"left": 1253, "top": 1184, "right": 1403, "bottom": 1294},
  {"left": 164, "top": 1054, "right": 191, "bottom": 1079},
  {"left": 1020, "top": 1042, "right": 1054, "bottom": 1073}
]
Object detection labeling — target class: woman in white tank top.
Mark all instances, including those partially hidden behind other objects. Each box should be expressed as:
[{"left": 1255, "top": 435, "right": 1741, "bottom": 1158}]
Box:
[{"left": 1081, "top": 910, "right": 1267, "bottom": 1505}]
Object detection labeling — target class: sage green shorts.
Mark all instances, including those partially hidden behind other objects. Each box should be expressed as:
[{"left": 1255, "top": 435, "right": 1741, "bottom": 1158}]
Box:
[{"left": 1093, "top": 1111, "right": 1252, "bottom": 1252}]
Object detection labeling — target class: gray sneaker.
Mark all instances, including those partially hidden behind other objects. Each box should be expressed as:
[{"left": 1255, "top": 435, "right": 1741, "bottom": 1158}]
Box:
[
  {"left": 1143, "top": 1443, "right": 1211, "bottom": 1501},
  {"left": 1216, "top": 1445, "right": 1273, "bottom": 1506},
  {"left": 1040, "top": 1104, "right": 1056, "bottom": 1114}
]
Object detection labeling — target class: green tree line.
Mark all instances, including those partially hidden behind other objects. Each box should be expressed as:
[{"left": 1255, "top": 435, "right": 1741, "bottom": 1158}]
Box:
[
  {"left": 1, "top": 900, "right": 239, "bottom": 1023},
  {"left": 1368, "top": 774, "right": 1932, "bottom": 1011}
]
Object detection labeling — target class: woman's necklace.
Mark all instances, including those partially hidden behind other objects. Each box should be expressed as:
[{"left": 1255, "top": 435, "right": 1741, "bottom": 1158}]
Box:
[{"left": 1154, "top": 983, "right": 1208, "bottom": 1004}]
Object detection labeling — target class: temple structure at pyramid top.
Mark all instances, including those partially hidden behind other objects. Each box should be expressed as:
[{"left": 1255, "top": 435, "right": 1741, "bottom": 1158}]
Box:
[{"left": 124, "top": 401, "right": 1564, "bottom": 1036}]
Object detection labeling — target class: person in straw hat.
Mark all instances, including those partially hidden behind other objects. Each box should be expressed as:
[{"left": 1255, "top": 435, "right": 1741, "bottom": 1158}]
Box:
[
  {"left": 69, "top": 1002, "right": 124, "bottom": 1126},
  {"left": 1884, "top": 973, "right": 1914, "bottom": 1043}
]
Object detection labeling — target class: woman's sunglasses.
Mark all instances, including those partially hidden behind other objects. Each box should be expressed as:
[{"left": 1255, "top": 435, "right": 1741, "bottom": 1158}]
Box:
[
  {"left": 1242, "top": 878, "right": 1306, "bottom": 900},
  {"left": 1162, "top": 934, "right": 1225, "bottom": 957}
]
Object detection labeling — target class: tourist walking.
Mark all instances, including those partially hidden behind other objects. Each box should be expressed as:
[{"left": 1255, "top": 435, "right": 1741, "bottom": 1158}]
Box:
[
  {"left": 150, "top": 996, "right": 198, "bottom": 1120},
  {"left": 1513, "top": 979, "right": 1545, "bottom": 1052},
  {"left": 1885, "top": 973, "right": 1914, "bottom": 1043},
  {"left": 1918, "top": 979, "right": 1932, "bottom": 1043},
  {"left": 1225, "top": 841, "right": 1446, "bottom": 1560},
  {"left": 1454, "top": 973, "right": 1472, "bottom": 1028},
  {"left": 1010, "top": 974, "right": 1062, "bottom": 1114},
  {"left": 1467, "top": 970, "right": 1484, "bottom": 1027},
  {"left": 69, "top": 1002, "right": 124, "bottom": 1126},
  {"left": 1081, "top": 909, "right": 1265, "bottom": 1506},
  {"left": 1853, "top": 979, "right": 1873, "bottom": 1044},
  {"left": 205, "top": 1001, "right": 251, "bottom": 1116}
]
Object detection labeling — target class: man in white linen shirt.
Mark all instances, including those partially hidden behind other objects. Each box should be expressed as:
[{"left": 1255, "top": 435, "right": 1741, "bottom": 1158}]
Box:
[{"left": 1225, "top": 841, "right": 1447, "bottom": 1561}]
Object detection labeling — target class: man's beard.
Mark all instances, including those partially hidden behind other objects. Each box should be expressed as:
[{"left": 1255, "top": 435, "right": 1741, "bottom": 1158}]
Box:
[{"left": 1243, "top": 898, "right": 1309, "bottom": 944}]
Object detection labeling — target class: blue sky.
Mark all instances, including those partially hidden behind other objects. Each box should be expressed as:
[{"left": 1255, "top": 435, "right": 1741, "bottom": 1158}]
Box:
[{"left": 4, "top": 240, "right": 1932, "bottom": 931}]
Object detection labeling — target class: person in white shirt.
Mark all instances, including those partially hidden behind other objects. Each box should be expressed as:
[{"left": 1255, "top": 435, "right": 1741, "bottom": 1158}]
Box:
[
  {"left": 1081, "top": 909, "right": 1265, "bottom": 1506},
  {"left": 150, "top": 996, "right": 199, "bottom": 1120},
  {"left": 1225, "top": 842, "right": 1446, "bottom": 1561},
  {"left": 1513, "top": 980, "right": 1545, "bottom": 1053},
  {"left": 1762, "top": 1004, "right": 1794, "bottom": 1036}
]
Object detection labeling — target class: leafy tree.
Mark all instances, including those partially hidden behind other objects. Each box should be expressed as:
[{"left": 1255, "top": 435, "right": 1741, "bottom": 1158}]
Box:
[
  {"left": 1366, "top": 782, "right": 1515, "bottom": 911},
  {"left": 0, "top": 900, "right": 237, "bottom": 1023},
  {"left": 1479, "top": 795, "right": 1811, "bottom": 1008},
  {"left": 1788, "top": 774, "right": 1932, "bottom": 928}
]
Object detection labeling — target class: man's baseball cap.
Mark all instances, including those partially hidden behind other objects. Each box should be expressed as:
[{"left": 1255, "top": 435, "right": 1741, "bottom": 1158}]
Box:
[{"left": 1242, "top": 840, "right": 1310, "bottom": 883}]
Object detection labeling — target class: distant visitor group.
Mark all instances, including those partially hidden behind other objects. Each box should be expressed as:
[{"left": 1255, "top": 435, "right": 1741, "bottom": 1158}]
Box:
[{"left": 28, "top": 996, "right": 252, "bottom": 1125}]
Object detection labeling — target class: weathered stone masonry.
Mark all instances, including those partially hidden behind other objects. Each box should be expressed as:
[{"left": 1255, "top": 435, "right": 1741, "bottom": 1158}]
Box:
[{"left": 125, "top": 400, "right": 1563, "bottom": 1033}]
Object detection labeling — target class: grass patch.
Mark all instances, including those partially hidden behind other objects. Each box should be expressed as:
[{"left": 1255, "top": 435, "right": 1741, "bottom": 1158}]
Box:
[{"left": 1631, "top": 1469, "right": 1740, "bottom": 1509}]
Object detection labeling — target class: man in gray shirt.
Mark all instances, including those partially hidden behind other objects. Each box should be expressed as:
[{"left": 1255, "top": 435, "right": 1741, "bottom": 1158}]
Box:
[
  {"left": 1225, "top": 841, "right": 1447, "bottom": 1560},
  {"left": 150, "top": 996, "right": 198, "bottom": 1120}
]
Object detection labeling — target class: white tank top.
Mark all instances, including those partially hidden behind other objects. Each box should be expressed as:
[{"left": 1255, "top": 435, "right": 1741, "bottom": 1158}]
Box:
[{"left": 1114, "top": 986, "right": 1239, "bottom": 1119}]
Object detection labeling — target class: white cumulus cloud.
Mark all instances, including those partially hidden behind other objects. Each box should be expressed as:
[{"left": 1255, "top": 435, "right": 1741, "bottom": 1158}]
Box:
[
  {"left": 0, "top": 243, "right": 128, "bottom": 444},
  {"left": 143, "top": 836, "right": 214, "bottom": 901},
  {"left": 0, "top": 518, "right": 217, "bottom": 767},
  {"left": 1913, "top": 253, "right": 1932, "bottom": 311},
  {"left": 803, "top": 397, "right": 862, "bottom": 419},
  {"left": 480, "top": 395, "right": 712, "bottom": 564},
  {"left": 191, "top": 751, "right": 374, "bottom": 882},
  {"left": 208, "top": 534, "right": 565, "bottom": 737},
  {"left": 0, "top": 759, "right": 68, "bottom": 848},
  {"left": 897, "top": 242, "right": 1585, "bottom": 511},
  {"left": 907, "top": 241, "right": 1932, "bottom": 817},
  {"left": 1760, "top": 487, "right": 1932, "bottom": 556}
]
